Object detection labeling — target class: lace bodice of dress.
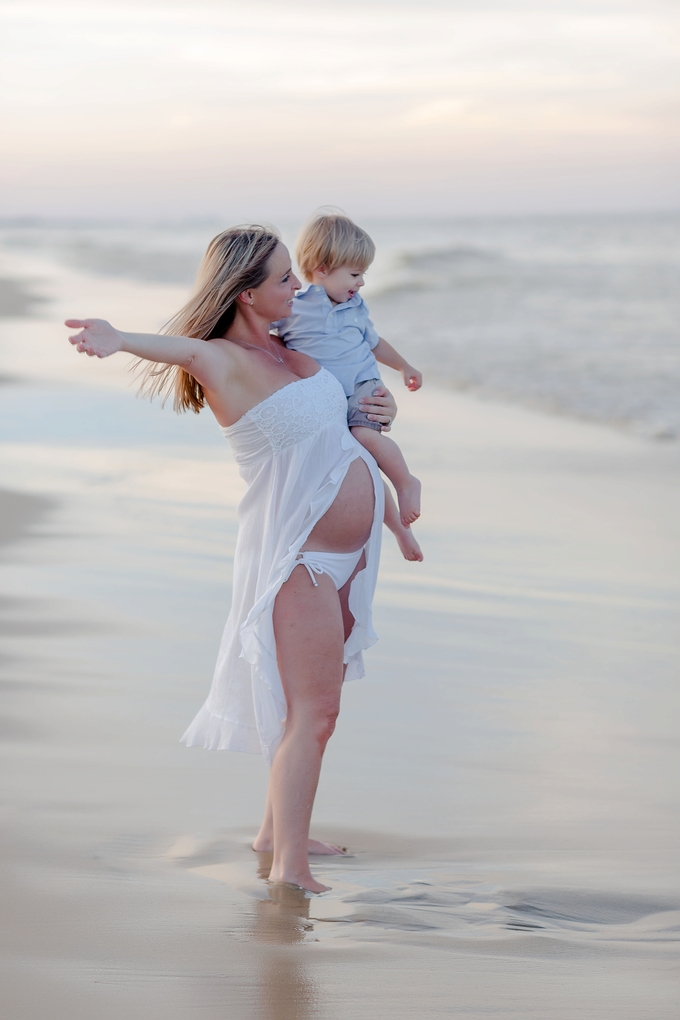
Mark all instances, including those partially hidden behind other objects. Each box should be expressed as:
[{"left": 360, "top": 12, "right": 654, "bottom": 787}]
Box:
[{"left": 222, "top": 368, "right": 348, "bottom": 463}]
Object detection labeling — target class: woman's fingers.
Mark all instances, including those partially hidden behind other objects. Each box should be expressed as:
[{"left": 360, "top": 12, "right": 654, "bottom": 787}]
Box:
[
  {"left": 365, "top": 409, "right": 392, "bottom": 431},
  {"left": 359, "top": 386, "right": 397, "bottom": 432},
  {"left": 368, "top": 417, "right": 391, "bottom": 431},
  {"left": 67, "top": 328, "right": 93, "bottom": 355},
  {"left": 65, "top": 318, "right": 120, "bottom": 359},
  {"left": 359, "top": 393, "right": 395, "bottom": 412}
]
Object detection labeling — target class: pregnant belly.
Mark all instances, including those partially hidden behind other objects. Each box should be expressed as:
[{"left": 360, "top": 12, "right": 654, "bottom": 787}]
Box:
[{"left": 302, "top": 457, "right": 375, "bottom": 553}]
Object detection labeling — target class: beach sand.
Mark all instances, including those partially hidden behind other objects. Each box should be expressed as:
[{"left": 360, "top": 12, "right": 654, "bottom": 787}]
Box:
[{"left": 1, "top": 258, "right": 679, "bottom": 1018}]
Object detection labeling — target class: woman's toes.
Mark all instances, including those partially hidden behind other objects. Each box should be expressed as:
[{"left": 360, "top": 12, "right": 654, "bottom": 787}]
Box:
[
  {"left": 255, "top": 838, "right": 348, "bottom": 855},
  {"left": 308, "top": 839, "right": 348, "bottom": 855}
]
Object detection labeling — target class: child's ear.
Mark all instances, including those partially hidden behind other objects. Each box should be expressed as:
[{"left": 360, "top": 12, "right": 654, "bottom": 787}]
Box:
[{"left": 315, "top": 264, "right": 329, "bottom": 279}]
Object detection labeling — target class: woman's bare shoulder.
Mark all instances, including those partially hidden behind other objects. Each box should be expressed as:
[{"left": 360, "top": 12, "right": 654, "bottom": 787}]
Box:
[{"left": 188, "top": 336, "right": 238, "bottom": 386}]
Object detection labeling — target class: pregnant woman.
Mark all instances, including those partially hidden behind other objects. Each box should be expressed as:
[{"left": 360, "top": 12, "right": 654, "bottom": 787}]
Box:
[{"left": 66, "top": 226, "right": 394, "bottom": 893}]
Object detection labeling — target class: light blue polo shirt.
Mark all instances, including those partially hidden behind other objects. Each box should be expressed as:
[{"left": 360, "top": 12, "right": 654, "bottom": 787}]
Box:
[{"left": 274, "top": 284, "right": 380, "bottom": 397}]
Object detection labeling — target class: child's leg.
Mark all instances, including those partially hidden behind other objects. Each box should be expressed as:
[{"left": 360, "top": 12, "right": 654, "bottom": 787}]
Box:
[
  {"left": 351, "top": 425, "right": 421, "bottom": 527},
  {"left": 382, "top": 482, "right": 423, "bottom": 561}
]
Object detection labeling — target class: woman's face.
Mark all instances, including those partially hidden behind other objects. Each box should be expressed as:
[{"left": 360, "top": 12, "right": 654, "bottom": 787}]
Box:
[{"left": 251, "top": 243, "right": 300, "bottom": 322}]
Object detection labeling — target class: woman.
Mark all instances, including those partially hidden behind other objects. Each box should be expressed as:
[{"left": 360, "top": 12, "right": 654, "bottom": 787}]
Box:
[{"left": 66, "top": 225, "right": 395, "bottom": 893}]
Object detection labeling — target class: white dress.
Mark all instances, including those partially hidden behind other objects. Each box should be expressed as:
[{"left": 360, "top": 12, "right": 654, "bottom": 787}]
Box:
[{"left": 180, "top": 368, "right": 384, "bottom": 766}]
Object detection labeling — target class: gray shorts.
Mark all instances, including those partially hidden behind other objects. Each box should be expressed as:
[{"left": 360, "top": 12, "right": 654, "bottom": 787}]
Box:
[{"left": 347, "top": 378, "right": 383, "bottom": 432}]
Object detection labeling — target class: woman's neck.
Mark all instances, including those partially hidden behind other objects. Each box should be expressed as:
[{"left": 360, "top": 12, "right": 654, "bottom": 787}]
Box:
[{"left": 224, "top": 308, "right": 272, "bottom": 345}]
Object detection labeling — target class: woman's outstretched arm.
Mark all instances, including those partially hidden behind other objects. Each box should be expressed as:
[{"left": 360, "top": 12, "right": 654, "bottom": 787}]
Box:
[{"left": 65, "top": 318, "right": 222, "bottom": 385}]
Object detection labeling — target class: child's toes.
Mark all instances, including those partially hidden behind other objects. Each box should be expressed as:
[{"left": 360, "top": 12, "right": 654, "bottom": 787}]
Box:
[
  {"left": 395, "top": 528, "right": 423, "bottom": 561},
  {"left": 401, "top": 510, "right": 420, "bottom": 527},
  {"left": 397, "top": 478, "right": 421, "bottom": 529}
]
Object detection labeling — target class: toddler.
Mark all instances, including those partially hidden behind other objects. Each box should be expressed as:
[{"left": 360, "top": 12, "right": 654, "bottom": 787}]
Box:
[{"left": 275, "top": 212, "right": 422, "bottom": 557}]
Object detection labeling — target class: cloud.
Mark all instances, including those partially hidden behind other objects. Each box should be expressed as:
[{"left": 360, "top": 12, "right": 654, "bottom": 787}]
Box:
[{"left": 0, "top": 0, "right": 678, "bottom": 215}]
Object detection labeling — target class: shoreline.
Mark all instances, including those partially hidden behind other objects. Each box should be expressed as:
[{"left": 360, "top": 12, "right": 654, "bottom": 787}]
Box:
[{"left": 2, "top": 228, "right": 680, "bottom": 442}]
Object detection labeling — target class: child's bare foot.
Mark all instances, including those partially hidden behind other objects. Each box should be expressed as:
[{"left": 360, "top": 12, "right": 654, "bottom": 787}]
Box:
[
  {"left": 398, "top": 476, "right": 421, "bottom": 527},
  {"left": 394, "top": 524, "right": 423, "bottom": 561},
  {"left": 252, "top": 837, "right": 347, "bottom": 856}
]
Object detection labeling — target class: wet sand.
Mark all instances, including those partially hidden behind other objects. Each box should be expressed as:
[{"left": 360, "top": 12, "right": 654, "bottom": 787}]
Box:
[{"left": 1, "top": 260, "right": 679, "bottom": 1017}]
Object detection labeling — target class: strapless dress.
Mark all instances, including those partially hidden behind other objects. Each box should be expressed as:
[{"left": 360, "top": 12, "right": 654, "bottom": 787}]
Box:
[{"left": 180, "top": 367, "right": 383, "bottom": 765}]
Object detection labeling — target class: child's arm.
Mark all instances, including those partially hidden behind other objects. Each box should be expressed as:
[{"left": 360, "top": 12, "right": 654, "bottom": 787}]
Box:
[
  {"left": 373, "top": 336, "right": 422, "bottom": 392},
  {"left": 65, "top": 318, "right": 225, "bottom": 387}
]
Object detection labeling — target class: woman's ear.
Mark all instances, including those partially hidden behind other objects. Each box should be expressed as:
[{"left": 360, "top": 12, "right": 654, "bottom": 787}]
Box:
[{"left": 237, "top": 290, "right": 254, "bottom": 305}]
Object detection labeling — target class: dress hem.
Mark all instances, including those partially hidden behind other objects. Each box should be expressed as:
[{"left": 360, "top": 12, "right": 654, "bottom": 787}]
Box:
[{"left": 180, "top": 704, "right": 261, "bottom": 754}]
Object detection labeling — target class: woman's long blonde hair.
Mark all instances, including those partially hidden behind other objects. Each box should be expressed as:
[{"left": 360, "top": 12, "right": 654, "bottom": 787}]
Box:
[{"left": 137, "top": 224, "right": 280, "bottom": 413}]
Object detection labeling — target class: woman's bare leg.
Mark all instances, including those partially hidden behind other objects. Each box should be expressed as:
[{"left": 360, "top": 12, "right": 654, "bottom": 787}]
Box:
[
  {"left": 265, "top": 565, "right": 346, "bottom": 892},
  {"left": 253, "top": 790, "right": 346, "bottom": 855},
  {"left": 253, "top": 553, "right": 368, "bottom": 859},
  {"left": 254, "top": 457, "right": 375, "bottom": 887}
]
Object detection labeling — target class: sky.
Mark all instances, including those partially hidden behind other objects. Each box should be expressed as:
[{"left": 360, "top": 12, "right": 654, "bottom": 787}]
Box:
[{"left": 1, "top": 0, "right": 679, "bottom": 219}]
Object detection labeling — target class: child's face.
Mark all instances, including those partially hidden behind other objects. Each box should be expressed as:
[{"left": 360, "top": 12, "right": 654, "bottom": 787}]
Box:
[{"left": 315, "top": 264, "right": 366, "bottom": 305}]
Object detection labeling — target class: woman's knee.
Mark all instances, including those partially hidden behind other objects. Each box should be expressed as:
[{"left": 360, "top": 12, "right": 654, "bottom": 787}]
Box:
[
  {"left": 312, "top": 702, "right": 340, "bottom": 746},
  {"left": 290, "top": 700, "right": 340, "bottom": 747},
  {"left": 319, "top": 705, "right": 340, "bottom": 744}
]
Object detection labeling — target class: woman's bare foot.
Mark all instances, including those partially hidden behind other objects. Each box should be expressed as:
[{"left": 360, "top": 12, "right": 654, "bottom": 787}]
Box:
[
  {"left": 308, "top": 839, "right": 347, "bottom": 855},
  {"left": 397, "top": 475, "right": 421, "bottom": 527},
  {"left": 268, "top": 875, "right": 330, "bottom": 894},
  {"left": 252, "top": 837, "right": 347, "bottom": 855},
  {"left": 394, "top": 523, "right": 423, "bottom": 561}
]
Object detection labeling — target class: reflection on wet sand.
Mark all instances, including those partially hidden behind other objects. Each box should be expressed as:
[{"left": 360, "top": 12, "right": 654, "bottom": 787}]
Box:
[
  {"left": 190, "top": 832, "right": 680, "bottom": 951},
  {"left": 186, "top": 834, "right": 680, "bottom": 1020},
  {"left": 252, "top": 853, "right": 314, "bottom": 946},
  {"left": 251, "top": 853, "right": 319, "bottom": 1020},
  {"left": 256, "top": 949, "right": 318, "bottom": 1020}
]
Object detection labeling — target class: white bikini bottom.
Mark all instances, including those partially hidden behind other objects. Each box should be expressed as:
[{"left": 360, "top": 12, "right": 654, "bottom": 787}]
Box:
[{"left": 286, "top": 549, "right": 364, "bottom": 591}]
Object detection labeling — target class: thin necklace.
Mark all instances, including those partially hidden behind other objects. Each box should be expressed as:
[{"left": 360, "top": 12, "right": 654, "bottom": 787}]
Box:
[{"left": 230, "top": 336, "right": 284, "bottom": 363}]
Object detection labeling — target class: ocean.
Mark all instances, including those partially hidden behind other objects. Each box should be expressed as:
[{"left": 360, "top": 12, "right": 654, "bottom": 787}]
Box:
[{"left": 1, "top": 210, "right": 679, "bottom": 438}]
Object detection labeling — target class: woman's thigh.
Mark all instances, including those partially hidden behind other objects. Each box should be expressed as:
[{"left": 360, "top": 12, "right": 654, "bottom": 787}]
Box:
[
  {"left": 273, "top": 565, "right": 345, "bottom": 720},
  {"left": 302, "top": 457, "right": 375, "bottom": 554}
]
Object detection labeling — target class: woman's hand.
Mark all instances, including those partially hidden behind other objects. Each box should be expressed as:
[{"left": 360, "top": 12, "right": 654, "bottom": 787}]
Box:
[
  {"left": 65, "top": 318, "right": 124, "bottom": 358},
  {"left": 359, "top": 385, "right": 398, "bottom": 432}
]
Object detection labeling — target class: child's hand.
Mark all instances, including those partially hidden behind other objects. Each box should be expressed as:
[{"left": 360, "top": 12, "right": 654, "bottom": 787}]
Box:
[
  {"left": 402, "top": 366, "right": 422, "bottom": 391},
  {"left": 65, "top": 318, "right": 123, "bottom": 358}
]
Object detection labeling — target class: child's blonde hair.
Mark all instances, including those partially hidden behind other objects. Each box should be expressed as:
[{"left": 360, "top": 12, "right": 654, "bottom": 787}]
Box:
[{"left": 296, "top": 211, "right": 375, "bottom": 282}]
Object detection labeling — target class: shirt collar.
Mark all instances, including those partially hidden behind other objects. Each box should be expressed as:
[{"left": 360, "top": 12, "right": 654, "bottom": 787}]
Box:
[{"left": 296, "top": 284, "right": 363, "bottom": 311}]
